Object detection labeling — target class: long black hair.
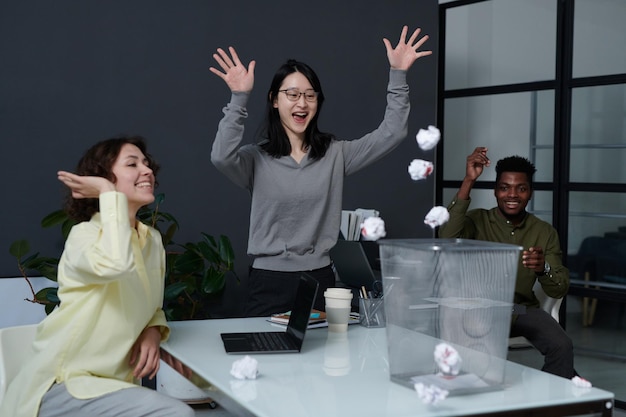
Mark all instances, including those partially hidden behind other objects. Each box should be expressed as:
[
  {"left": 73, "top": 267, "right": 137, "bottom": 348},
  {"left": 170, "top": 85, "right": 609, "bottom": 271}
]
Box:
[{"left": 259, "top": 59, "right": 334, "bottom": 160}]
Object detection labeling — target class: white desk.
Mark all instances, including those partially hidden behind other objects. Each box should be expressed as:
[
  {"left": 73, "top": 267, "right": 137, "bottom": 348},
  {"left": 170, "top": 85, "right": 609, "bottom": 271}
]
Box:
[{"left": 161, "top": 318, "right": 614, "bottom": 417}]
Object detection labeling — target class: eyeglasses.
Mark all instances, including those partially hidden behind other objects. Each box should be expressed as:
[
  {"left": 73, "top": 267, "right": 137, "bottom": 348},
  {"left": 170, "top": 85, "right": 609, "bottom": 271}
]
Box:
[{"left": 278, "top": 89, "right": 318, "bottom": 102}]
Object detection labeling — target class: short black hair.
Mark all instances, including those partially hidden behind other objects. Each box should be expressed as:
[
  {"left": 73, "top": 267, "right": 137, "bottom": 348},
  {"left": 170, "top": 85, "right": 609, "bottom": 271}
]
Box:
[{"left": 495, "top": 156, "right": 537, "bottom": 188}]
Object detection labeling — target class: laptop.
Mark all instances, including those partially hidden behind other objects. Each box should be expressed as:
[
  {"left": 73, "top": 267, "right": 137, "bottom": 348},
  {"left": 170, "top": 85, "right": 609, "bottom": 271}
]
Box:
[
  {"left": 330, "top": 239, "right": 381, "bottom": 291},
  {"left": 220, "top": 273, "right": 319, "bottom": 354}
]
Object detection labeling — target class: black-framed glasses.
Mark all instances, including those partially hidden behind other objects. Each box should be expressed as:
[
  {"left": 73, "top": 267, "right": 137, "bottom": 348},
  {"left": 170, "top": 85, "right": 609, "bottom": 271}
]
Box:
[{"left": 278, "top": 88, "right": 318, "bottom": 102}]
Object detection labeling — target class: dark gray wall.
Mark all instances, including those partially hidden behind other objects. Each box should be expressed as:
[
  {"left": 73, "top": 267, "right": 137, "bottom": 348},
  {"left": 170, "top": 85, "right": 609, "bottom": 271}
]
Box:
[{"left": 0, "top": 1, "right": 438, "bottom": 316}]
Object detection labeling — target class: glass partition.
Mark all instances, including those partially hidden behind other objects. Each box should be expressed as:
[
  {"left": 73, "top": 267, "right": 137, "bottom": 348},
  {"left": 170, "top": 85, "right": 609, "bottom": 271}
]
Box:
[
  {"left": 573, "top": 0, "right": 626, "bottom": 78},
  {"left": 443, "top": 91, "right": 555, "bottom": 182},
  {"left": 570, "top": 84, "right": 626, "bottom": 184},
  {"left": 445, "top": 0, "right": 556, "bottom": 90}
]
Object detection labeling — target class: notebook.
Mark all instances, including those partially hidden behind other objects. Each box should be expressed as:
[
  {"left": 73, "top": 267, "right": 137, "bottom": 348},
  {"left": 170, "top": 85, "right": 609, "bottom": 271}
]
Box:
[
  {"left": 220, "top": 273, "right": 319, "bottom": 354},
  {"left": 330, "top": 239, "right": 381, "bottom": 291}
]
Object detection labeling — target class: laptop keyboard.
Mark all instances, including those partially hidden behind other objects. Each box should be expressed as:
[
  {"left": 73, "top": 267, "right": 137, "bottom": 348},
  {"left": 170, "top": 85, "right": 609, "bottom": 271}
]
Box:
[{"left": 251, "top": 332, "right": 293, "bottom": 351}]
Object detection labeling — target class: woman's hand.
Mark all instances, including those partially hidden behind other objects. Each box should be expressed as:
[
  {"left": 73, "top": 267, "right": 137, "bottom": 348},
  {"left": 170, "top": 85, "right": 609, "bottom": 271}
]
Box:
[
  {"left": 130, "top": 326, "right": 162, "bottom": 380},
  {"left": 383, "top": 25, "right": 432, "bottom": 71},
  {"left": 57, "top": 171, "right": 116, "bottom": 199},
  {"left": 209, "top": 46, "right": 256, "bottom": 93}
]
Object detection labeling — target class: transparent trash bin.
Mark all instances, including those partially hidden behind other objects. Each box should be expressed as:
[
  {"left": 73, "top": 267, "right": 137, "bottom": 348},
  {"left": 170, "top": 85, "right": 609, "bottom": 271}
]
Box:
[{"left": 378, "top": 238, "right": 522, "bottom": 395}]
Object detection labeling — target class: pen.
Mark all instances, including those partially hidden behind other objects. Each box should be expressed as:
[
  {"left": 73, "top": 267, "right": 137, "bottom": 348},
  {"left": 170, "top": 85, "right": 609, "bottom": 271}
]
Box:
[{"left": 360, "top": 285, "right": 371, "bottom": 325}]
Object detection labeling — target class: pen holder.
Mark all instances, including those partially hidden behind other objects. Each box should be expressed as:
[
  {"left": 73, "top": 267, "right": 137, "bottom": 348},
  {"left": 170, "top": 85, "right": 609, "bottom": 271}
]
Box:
[{"left": 359, "top": 297, "right": 386, "bottom": 328}]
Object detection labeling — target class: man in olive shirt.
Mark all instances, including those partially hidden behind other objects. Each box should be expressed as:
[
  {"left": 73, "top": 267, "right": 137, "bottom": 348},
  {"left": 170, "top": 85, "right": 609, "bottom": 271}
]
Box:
[{"left": 438, "top": 147, "right": 575, "bottom": 379}]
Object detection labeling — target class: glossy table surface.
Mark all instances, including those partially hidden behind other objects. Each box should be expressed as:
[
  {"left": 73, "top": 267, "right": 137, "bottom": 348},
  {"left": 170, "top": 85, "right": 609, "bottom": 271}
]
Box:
[{"left": 162, "top": 318, "right": 614, "bottom": 417}]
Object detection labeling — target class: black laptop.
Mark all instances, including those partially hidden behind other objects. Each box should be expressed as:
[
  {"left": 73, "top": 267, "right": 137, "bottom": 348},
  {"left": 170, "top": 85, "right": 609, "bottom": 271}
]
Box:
[{"left": 220, "top": 273, "right": 319, "bottom": 354}]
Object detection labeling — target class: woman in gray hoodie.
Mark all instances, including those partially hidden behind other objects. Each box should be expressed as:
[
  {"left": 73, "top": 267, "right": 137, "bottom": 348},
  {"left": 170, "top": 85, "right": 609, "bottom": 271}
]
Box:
[{"left": 209, "top": 25, "right": 431, "bottom": 317}]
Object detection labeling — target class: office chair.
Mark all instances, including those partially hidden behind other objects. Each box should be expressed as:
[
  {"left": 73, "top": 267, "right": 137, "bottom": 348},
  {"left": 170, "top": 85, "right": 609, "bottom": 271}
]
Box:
[{"left": 508, "top": 281, "right": 562, "bottom": 349}]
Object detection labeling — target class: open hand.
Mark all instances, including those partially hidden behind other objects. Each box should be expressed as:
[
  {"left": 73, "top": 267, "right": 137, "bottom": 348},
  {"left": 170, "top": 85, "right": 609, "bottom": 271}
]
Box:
[
  {"left": 383, "top": 25, "right": 432, "bottom": 71},
  {"left": 209, "top": 46, "right": 256, "bottom": 93},
  {"left": 57, "top": 171, "right": 115, "bottom": 199}
]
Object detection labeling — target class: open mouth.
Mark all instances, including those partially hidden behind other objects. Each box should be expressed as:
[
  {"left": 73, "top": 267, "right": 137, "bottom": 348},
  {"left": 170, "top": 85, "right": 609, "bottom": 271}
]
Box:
[{"left": 293, "top": 112, "right": 308, "bottom": 122}]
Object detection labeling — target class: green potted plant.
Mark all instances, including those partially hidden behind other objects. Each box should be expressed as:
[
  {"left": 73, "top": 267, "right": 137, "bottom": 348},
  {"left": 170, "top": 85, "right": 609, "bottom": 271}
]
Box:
[{"left": 9, "top": 193, "right": 238, "bottom": 321}]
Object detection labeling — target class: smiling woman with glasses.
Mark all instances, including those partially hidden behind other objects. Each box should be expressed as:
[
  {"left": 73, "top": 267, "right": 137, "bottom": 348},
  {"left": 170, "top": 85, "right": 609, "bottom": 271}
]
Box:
[{"left": 209, "top": 25, "right": 432, "bottom": 317}]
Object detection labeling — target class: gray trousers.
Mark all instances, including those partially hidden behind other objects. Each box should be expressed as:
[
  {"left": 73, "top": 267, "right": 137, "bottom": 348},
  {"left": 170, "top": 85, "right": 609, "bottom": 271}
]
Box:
[
  {"left": 510, "top": 306, "right": 575, "bottom": 379},
  {"left": 38, "top": 382, "right": 195, "bottom": 417}
]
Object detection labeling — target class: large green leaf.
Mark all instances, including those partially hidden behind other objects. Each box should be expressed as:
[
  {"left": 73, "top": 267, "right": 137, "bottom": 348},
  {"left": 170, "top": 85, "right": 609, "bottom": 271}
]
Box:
[
  {"left": 61, "top": 219, "right": 76, "bottom": 240},
  {"left": 37, "top": 265, "right": 59, "bottom": 282},
  {"left": 164, "top": 281, "right": 188, "bottom": 300},
  {"left": 197, "top": 239, "right": 220, "bottom": 265},
  {"left": 41, "top": 210, "right": 69, "bottom": 228},
  {"left": 201, "top": 268, "right": 226, "bottom": 294},
  {"left": 218, "top": 234, "right": 235, "bottom": 268},
  {"left": 44, "top": 303, "right": 56, "bottom": 315},
  {"left": 174, "top": 249, "right": 204, "bottom": 274},
  {"left": 9, "top": 240, "right": 30, "bottom": 259},
  {"left": 35, "top": 287, "right": 60, "bottom": 314}
]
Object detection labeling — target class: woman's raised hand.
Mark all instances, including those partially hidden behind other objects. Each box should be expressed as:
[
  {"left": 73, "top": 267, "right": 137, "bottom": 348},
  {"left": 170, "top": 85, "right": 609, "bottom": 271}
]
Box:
[
  {"left": 57, "top": 171, "right": 115, "bottom": 199},
  {"left": 383, "top": 25, "right": 432, "bottom": 71},
  {"left": 209, "top": 46, "right": 256, "bottom": 93}
]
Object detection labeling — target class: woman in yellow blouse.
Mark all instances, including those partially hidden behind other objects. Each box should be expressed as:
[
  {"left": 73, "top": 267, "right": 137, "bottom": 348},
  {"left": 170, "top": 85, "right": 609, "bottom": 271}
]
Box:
[{"left": 0, "top": 137, "right": 194, "bottom": 417}]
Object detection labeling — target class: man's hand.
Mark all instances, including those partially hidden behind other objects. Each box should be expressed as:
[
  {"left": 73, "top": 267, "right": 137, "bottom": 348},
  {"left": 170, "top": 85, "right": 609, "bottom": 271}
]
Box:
[
  {"left": 522, "top": 247, "right": 546, "bottom": 274},
  {"left": 456, "top": 147, "right": 490, "bottom": 200},
  {"left": 465, "top": 147, "right": 490, "bottom": 182}
]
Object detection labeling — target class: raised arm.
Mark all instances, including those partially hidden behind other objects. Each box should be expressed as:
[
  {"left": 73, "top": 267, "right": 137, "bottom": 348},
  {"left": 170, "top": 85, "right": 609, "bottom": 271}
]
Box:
[{"left": 457, "top": 147, "right": 490, "bottom": 200}]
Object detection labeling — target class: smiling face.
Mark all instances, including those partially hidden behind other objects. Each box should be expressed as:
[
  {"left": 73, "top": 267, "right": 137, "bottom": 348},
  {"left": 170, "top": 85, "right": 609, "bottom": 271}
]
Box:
[
  {"left": 494, "top": 171, "right": 532, "bottom": 225},
  {"left": 273, "top": 71, "right": 318, "bottom": 142},
  {"left": 111, "top": 143, "right": 155, "bottom": 214}
]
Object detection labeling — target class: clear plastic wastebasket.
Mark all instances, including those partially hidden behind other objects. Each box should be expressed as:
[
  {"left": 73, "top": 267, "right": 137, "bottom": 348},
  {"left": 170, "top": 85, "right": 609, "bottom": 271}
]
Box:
[{"left": 378, "top": 238, "right": 522, "bottom": 395}]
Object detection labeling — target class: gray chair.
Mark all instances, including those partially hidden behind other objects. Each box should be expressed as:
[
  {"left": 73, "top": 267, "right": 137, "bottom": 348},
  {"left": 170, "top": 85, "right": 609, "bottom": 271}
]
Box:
[{"left": 508, "top": 281, "right": 562, "bottom": 349}]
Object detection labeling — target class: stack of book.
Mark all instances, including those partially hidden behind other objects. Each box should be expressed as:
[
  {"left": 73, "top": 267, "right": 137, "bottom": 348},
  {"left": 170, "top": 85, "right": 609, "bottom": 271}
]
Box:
[
  {"left": 269, "top": 310, "right": 360, "bottom": 329},
  {"left": 340, "top": 208, "right": 379, "bottom": 241}
]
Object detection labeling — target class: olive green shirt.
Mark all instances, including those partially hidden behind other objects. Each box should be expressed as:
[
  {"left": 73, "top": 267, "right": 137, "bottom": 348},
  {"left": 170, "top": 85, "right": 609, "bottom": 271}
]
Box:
[{"left": 438, "top": 196, "right": 569, "bottom": 307}]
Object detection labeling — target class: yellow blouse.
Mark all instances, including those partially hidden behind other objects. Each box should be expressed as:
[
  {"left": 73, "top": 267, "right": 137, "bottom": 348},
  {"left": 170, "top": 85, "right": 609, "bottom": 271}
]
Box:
[{"left": 0, "top": 192, "right": 169, "bottom": 417}]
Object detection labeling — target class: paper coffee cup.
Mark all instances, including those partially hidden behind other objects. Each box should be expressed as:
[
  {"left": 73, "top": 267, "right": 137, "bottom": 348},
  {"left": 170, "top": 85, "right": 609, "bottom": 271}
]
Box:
[{"left": 324, "top": 288, "right": 353, "bottom": 332}]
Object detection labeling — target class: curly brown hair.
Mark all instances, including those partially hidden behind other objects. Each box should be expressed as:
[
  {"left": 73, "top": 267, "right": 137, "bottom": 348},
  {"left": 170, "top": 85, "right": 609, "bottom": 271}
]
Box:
[{"left": 65, "top": 136, "right": 160, "bottom": 222}]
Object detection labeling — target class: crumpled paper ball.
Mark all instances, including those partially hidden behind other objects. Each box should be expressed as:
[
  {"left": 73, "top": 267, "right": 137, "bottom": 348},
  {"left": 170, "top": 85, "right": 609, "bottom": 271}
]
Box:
[
  {"left": 361, "top": 216, "right": 386, "bottom": 241},
  {"left": 408, "top": 159, "right": 434, "bottom": 181},
  {"left": 416, "top": 125, "right": 441, "bottom": 151},
  {"left": 571, "top": 376, "right": 592, "bottom": 388},
  {"left": 414, "top": 382, "right": 449, "bottom": 405},
  {"left": 424, "top": 206, "right": 450, "bottom": 229},
  {"left": 230, "top": 355, "right": 258, "bottom": 380},
  {"left": 434, "top": 343, "right": 462, "bottom": 376}
]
